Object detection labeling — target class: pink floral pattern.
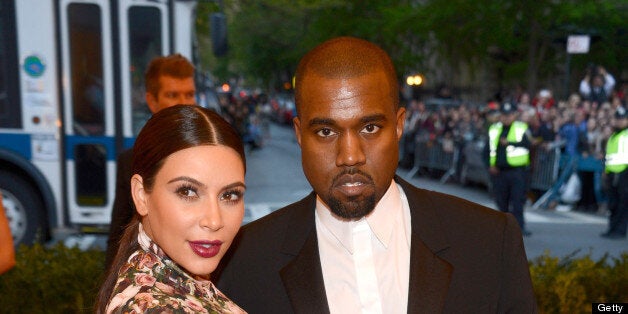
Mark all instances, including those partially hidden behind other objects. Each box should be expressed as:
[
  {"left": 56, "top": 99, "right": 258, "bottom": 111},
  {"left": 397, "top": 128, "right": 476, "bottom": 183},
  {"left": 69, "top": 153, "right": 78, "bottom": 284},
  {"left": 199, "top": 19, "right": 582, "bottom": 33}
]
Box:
[{"left": 105, "top": 225, "right": 246, "bottom": 313}]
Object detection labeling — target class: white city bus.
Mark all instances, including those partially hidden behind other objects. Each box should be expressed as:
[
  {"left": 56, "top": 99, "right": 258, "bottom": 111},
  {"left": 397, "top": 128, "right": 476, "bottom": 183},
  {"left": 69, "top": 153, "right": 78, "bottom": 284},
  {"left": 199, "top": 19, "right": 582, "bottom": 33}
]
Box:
[{"left": 0, "top": 0, "right": 211, "bottom": 246}]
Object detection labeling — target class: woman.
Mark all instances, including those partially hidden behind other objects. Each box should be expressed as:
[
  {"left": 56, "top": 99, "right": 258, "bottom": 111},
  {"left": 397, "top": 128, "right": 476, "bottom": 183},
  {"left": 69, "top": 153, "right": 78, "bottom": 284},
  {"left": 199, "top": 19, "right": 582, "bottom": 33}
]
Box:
[{"left": 96, "top": 105, "right": 247, "bottom": 313}]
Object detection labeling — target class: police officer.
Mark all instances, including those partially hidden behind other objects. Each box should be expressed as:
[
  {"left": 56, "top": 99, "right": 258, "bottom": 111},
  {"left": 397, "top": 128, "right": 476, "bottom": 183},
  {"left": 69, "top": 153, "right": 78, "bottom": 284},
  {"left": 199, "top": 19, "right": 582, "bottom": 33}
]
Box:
[
  {"left": 601, "top": 106, "right": 628, "bottom": 239},
  {"left": 487, "top": 102, "right": 533, "bottom": 236}
]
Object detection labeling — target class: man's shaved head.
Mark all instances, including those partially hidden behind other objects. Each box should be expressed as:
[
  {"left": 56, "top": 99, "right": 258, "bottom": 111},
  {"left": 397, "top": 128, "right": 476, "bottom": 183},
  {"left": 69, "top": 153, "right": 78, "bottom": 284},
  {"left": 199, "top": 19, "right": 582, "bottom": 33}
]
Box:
[
  {"left": 292, "top": 36, "right": 405, "bottom": 220},
  {"left": 294, "top": 37, "right": 399, "bottom": 115}
]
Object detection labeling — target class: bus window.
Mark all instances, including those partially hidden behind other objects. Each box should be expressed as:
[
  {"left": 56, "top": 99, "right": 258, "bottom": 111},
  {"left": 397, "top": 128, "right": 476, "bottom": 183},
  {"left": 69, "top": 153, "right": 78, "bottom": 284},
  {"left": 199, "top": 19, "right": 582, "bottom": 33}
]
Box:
[
  {"left": 128, "top": 6, "right": 162, "bottom": 136},
  {"left": 68, "top": 3, "right": 104, "bottom": 136},
  {"left": 74, "top": 144, "right": 107, "bottom": 206},
  {"left": 0, "top": 0, "right": 21, "bottom": 129}
]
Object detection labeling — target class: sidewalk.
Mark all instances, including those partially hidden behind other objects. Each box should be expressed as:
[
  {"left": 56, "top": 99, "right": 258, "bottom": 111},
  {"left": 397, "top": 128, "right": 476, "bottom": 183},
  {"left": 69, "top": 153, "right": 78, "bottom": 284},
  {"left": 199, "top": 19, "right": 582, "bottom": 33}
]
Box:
[
  {"left": 396, "top": 169, "right": 495, "bottom": 209},
  {"left": 396, "top": 169, "right": 626, "bottom": 261}
]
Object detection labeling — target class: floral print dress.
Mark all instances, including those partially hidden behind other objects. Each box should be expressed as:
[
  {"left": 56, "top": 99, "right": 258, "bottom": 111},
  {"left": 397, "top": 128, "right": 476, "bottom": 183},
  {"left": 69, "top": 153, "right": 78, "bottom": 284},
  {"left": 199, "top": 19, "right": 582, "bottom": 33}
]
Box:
[{"left": 105, "top": 225, "right": 246, "bottom": 314}]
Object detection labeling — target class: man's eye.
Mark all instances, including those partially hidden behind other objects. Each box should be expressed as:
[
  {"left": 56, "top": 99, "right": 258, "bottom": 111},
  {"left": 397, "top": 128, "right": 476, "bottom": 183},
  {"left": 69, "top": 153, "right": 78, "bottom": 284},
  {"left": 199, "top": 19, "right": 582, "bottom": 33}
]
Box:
[
  {"left": 362, "top": 124, "right": 380, "bottom": 134},
  {"left": 165, "top": 92, "right": 177, "bottom": 99},
  {"left": 316, "top": 128, "right": 336, "bottom": 137}
]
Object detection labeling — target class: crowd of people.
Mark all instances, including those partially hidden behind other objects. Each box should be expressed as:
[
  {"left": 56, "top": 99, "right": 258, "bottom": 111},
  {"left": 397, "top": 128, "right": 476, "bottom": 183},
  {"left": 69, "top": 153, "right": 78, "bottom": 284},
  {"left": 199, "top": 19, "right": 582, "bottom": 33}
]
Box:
[
  {"left": 400, "top": 65, "right": 626, "bottom": 216},
  {"left": 216, "top": 91, "right": 273, "bottom": 151}
]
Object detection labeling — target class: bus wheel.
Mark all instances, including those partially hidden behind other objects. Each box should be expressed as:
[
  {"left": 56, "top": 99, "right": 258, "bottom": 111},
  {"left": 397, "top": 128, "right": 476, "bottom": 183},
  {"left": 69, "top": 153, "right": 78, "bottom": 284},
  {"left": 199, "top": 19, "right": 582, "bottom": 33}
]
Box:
[{"left": 0, "top": 171, "right": 46, "bottom": 246}]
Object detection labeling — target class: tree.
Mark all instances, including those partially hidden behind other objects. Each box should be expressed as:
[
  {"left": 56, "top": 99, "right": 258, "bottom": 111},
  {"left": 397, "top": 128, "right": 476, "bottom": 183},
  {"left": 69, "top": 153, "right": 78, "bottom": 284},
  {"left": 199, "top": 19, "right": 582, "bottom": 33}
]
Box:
[
  {"left": 403, "top": 0, "right": 627, "bottom": 99},
  {"left": 196, "top": 0, "right": 627, "bottom": 101}
]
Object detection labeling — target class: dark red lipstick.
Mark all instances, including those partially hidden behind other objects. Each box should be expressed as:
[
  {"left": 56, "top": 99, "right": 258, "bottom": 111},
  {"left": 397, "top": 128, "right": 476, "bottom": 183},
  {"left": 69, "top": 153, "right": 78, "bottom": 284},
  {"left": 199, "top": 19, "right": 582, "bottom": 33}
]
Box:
[{"left": 189, "top": 240, "right": 222, "bottom": 258}]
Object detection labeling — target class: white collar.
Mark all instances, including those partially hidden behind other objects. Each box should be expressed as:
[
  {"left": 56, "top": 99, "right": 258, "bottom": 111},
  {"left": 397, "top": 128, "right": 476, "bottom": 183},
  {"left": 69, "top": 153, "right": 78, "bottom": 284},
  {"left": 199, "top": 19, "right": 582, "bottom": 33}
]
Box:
[{"left": 315, "top": 181, "right": 403, "bottom": 254}]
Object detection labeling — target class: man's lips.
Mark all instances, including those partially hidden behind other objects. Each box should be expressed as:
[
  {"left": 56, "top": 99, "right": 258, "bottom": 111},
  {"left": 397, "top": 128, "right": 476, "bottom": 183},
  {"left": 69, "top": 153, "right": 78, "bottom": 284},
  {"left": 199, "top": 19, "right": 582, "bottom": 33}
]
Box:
[
  {"left": 333, "top": 173, "right": 373, "bottom": 196},
  {"left": 189, "top": 240, "right": 222, "bottom": 258}
]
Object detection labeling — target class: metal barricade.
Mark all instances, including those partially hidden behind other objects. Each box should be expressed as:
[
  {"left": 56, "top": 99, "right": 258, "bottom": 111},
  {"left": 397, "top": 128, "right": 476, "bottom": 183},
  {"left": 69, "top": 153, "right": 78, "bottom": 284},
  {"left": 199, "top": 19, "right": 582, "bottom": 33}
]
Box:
[
  {"left": 412, "top": 139, "right": 432, "bottom": 171},
  {"left": 530, "top": 147, "right": 605, "bottom": 210},
  {"left": 406, "top": 136, "right": 606, "bottom": 210},
  {"left": 529, "top": 146, "right": 561, "bottom": 191},
  {"left": 407, "top": 137, "right": 458, "bottom": 183},
  {"left": 459, "top": 139, "right": 490, "bottom": 187}
]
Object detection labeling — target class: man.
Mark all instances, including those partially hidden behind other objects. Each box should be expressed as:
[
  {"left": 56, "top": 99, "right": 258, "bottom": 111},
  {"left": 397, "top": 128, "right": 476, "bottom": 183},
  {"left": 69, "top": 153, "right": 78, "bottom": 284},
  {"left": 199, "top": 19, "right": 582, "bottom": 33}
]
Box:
[
  {"left": 486, "top": 102, "right": 533, "bottom": 236},
  {"left": 215, "top": 37, "right": 536, "bottom": 313},
  {"left": 600, "top": 106, "right": 628, "bottom": 239},
  {"left": 579, "top": 65, "right": 615, "bottom": 105},
  {"left": 105, "top": 53, "right": 196, "bottom": 269}
]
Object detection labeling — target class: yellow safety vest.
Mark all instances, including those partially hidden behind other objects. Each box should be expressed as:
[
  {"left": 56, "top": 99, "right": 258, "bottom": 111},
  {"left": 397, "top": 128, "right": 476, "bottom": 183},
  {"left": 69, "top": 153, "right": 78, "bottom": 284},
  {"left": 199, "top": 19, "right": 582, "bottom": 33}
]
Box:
[
  {"left": 489, "top": 121, "right": 530, "bottom": 167},
  {"left": 605, "top": 129, "right": 628, "bottom": 173}
]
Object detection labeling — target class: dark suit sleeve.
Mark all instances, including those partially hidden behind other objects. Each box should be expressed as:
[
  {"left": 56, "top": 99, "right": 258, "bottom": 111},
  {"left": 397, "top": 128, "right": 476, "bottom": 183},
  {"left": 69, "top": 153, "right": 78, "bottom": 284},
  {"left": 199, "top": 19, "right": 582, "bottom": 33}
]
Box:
[
  {"left": 105, "top": 150, "right": 135, "bottom": 271},
  {"left": 498, "top": 214, "right": 538, "bottom": 313}
]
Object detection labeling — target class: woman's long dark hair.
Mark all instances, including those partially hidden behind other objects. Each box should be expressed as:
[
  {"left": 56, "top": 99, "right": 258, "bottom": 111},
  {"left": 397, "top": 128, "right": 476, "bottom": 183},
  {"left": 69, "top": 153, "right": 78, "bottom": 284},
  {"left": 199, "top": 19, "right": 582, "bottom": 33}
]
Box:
[{"left": 95, "top": 105, "right": 245, "bottom": 313}]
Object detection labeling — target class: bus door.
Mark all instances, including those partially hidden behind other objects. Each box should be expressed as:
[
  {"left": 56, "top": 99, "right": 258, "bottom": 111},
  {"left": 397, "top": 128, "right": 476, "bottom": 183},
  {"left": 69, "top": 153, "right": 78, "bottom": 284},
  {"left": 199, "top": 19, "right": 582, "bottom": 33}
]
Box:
[
  {"left": 59, "top": 0, "right": 115, "bottom": 226},
  {"left": 118, "top": 0, "right": 170, "bottom": 141}
]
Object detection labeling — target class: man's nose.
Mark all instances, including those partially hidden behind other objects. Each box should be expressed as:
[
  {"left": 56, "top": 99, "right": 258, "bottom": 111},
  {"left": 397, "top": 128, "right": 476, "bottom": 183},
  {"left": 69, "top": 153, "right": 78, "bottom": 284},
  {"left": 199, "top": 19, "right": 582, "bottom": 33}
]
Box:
[{"left": 336, "top": 132, "right": 366, "bottom": 167}]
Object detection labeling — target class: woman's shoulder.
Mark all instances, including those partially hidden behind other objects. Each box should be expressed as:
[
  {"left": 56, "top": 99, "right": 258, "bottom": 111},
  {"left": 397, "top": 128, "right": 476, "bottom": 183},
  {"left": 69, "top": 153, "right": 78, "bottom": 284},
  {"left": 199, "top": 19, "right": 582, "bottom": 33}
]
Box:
[
  {"left": 110, "top": 285, "right": 246, "bottom": 313},
  {"left": 106, "top": 249, "right": 246, "bottom": 313}
]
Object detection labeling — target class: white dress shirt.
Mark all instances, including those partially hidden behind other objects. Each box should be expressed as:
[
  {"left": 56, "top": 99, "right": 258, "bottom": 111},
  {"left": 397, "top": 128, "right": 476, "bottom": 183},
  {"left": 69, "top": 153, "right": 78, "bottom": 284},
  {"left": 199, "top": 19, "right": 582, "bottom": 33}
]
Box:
[{"left": 315, "top": 181, "right": 412, "bottom": 314}]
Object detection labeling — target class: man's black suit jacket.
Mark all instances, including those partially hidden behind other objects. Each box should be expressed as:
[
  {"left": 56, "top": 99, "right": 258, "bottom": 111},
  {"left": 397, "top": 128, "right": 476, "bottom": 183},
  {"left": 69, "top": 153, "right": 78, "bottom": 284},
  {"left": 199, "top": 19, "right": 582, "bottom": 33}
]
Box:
[{"left": 215, "top": 177, "right": 537, "bottom": 313}]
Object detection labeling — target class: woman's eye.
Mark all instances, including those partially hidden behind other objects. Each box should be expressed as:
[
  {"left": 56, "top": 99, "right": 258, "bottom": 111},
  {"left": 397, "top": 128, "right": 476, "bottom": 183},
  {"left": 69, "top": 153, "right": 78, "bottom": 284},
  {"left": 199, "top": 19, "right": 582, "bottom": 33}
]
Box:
[
  {"left": 362, "top": 124, "right": 380, "bottom": 134},
  {"left": 220, "top": 190, "right": 243, "bottom": 203},
  {"left": 176, "top": 186, "right": 198, "bottom": 200},
  {"left": 316, "top": 128, "right": 336, "bottom": 137}
]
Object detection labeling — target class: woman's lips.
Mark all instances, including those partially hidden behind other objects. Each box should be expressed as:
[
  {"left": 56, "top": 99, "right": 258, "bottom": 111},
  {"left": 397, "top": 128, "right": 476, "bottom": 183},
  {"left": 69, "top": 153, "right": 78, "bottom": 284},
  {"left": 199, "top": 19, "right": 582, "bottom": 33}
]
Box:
[{"left": 189, "top": 240, "right": 222, "bottom": 258}]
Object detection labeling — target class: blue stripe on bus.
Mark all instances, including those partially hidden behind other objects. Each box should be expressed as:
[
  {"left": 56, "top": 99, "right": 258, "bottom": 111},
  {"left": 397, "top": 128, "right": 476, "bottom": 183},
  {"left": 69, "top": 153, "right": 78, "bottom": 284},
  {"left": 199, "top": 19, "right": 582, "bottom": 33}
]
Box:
[
  {"left": 0, "top": 133, "right": 136, "bottom": 162},
  {"left": 0, "top": 133, "right": 32, "bottom": 159},
  {"left": 123, "top": 137, "right": 135, "bottom": 149},
  {"left": 64, "top": 135, "right": 117, "bottom": 161}
]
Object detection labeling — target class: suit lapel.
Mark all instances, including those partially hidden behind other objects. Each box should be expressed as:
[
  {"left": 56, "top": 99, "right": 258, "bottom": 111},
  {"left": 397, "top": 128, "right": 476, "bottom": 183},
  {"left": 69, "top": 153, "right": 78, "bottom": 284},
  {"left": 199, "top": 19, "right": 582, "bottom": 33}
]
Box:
[
  {"left": 279, "top": 193, "right": 330, "bottom": 314},
  {"left": 397, "top": 177, "right": 453, "bottom": 313},
  {"left": 277, "top": 180, "right": 454, "bottom": 313}
]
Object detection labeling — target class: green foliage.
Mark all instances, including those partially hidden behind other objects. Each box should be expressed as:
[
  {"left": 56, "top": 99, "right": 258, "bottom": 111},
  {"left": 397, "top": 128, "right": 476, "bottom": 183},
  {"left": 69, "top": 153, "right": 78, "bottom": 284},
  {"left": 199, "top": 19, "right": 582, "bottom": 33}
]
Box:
[
  {"left": 0, "top": 243, "right": 626, "bottom": 313},
  {"left": 530, "top": 251, "right": 628, "bottom": 314},
  {"left": 200, "top": 0, "right": 627, "bottom": 99},
  {"left": 0, "top": 243, "right": 105, "bottom": 313}
]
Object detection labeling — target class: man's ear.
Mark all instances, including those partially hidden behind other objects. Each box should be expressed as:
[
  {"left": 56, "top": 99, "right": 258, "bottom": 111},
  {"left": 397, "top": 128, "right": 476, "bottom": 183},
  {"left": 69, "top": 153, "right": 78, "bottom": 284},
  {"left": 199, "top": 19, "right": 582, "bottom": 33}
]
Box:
[
  {"left": 293, "top": 116, "right": 302, "bottom": 146},
  {"left": 145, "top": 92, "right": 159, "bottom": 114},
  {"left": 131, "top": 174, "right": 149, "bottom": 216},
  {"left": 396, "top": 107, "right": 406, "bottom": 141}
]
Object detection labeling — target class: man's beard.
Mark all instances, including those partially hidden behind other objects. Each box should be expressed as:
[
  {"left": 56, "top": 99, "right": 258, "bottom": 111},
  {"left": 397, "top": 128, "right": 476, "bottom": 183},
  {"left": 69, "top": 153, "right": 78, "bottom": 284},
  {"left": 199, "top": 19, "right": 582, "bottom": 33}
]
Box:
[
  {"left": 327, "top": 193, "right": 376, "bottom": 220},
  {"left": 324, "top": 169, "right": 377, "bottom": 220}
]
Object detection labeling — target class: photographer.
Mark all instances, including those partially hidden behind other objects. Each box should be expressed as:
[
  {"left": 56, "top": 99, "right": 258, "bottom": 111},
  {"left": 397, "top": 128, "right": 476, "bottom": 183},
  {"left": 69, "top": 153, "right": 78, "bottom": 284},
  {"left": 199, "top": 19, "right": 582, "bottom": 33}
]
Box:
[{"left": 579, "top": 65, "right": 616, "bottom": 105}]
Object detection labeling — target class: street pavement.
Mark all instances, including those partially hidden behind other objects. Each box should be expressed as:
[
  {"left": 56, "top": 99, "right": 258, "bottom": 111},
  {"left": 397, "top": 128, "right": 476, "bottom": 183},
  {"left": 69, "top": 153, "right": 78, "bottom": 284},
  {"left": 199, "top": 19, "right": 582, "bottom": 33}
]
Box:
[
  {"left": 64, "top": 122, "right": 627, "bottom": 262},
  {"left": 397, "top": 171, "right": 625, "bottom": 262}
]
